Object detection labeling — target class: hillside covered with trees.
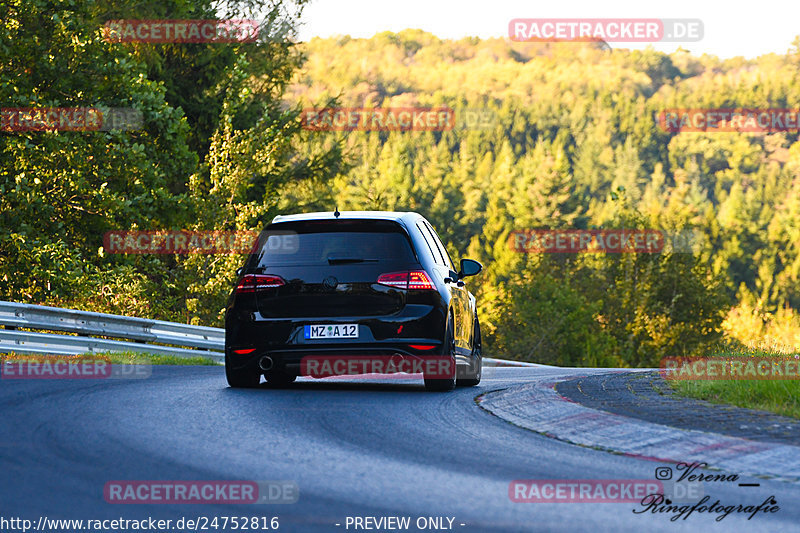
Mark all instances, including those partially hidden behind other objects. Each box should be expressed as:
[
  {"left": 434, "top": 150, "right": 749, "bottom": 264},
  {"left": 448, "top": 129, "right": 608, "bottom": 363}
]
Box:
[{"left": 3, "top": 2, "right": 800, "bottom": 367}]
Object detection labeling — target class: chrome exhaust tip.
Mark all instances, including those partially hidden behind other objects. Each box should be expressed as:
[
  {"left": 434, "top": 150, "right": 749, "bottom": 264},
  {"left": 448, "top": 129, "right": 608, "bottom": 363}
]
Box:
[{"left": 258, "top": 356, "right": 274, "bottom": 372}]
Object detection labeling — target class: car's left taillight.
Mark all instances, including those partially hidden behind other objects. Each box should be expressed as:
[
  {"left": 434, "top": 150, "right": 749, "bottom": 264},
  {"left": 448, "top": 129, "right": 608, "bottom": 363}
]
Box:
[{"left": 235, "top": 274, "right": 286, "bottom": 294}]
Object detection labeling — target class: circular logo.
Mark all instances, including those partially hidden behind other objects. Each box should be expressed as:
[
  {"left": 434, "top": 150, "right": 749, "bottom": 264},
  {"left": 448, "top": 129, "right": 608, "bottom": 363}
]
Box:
[{"left": 322, "top": 276, "right": 338, "bottom": 290}]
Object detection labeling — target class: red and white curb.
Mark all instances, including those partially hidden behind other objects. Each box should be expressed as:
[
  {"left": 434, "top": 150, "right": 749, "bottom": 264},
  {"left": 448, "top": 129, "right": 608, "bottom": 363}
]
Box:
[{"left": 477, "top": 373, "right": 800, "bottom": 482}]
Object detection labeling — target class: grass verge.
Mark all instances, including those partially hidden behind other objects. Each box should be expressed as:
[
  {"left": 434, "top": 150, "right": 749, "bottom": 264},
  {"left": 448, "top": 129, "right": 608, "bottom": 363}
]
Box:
[
  {"left": 2, "top": 351, "right": 219, "bottom": 366},
  {"left": 667, "top": 349, "right": 800, "bottom": 419},
  {"left": 103, "top": 351, "right": 220, "bottom": 366}
]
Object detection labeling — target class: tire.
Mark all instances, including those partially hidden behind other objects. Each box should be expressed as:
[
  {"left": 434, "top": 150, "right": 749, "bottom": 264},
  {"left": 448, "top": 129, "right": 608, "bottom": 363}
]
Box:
[
  {"left": 425, "top": 314, "right": 457, "bottom": 392},
  {"left": 457, "top": 319, "right": 482, "bottom": 387},
  {"left": 264, "top": 370, "right": 297, "bottom": 387},
  {"left": 225, "top": 354, "right": 261, "bottom": 388}
]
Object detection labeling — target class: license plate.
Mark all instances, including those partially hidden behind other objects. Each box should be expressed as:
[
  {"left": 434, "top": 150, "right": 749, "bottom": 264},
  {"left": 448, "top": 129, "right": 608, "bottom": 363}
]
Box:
[{"left": 304, "top": 324, "right": 359, "bottom": 339}]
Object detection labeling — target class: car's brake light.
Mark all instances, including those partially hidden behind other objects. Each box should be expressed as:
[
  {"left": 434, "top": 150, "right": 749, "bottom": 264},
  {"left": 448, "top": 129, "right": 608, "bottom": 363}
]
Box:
[
  {"left": 235, "top": 274, "right": 285, "bottom": 293},
  {"left": 407, "top": 271, "right": 435, "bottom": 290},
  {"left": 377, "top": 271, "right": 435, "bottom": 290},
  {"left": 233, "top": 348, "right": 257, "bottom": 355}
]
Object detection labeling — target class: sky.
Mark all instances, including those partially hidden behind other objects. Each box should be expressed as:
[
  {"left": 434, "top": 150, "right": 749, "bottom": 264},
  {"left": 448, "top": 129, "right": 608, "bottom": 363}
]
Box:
[{"left": 296, "top": 0, "right": 799, "bottom": 59}]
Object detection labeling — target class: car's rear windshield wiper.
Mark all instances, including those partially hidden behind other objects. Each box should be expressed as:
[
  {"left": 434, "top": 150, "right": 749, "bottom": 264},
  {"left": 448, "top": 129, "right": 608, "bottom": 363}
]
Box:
[{"left": 326, "top": 257, "right": 379, "bottom": 265}]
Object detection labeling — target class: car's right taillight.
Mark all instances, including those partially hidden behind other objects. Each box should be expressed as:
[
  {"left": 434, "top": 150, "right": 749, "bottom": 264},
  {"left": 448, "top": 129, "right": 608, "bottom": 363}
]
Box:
[
  {"left": 377, "top": 270, "right": 435, "bottom": 290},
  {"left": 235, "top": 274, "right": 285, "bottom": 294}
]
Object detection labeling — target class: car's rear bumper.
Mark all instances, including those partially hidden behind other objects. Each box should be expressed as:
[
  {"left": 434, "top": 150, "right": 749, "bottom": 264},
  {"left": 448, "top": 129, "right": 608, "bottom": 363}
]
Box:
[{"left": 225, "top": 304, "right": 452, "bottom": 374}]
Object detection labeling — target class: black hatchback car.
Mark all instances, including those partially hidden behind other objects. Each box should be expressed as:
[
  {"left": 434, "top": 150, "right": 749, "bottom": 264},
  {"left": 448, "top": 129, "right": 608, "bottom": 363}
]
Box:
[{"left": 224, "top": 211, "right": 483, "bottom": 391}]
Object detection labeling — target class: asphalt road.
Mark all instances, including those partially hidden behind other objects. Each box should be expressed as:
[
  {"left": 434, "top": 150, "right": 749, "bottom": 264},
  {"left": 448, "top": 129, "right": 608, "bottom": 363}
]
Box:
[{"left": 1, "top": 365, "right": 798, "bottom": 533}]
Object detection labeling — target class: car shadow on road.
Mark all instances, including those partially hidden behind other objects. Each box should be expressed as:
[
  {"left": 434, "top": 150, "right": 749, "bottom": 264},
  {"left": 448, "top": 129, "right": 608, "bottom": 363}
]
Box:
[{"left": 222, "top": 375, "right": 442, "bottom": 393}]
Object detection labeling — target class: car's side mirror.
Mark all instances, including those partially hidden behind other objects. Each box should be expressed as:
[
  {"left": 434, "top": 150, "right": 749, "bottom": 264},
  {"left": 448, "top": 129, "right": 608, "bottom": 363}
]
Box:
[
  {"left": 236, "top": 267, "right": 243, "bottom": 276},
  {"left": 458, "top": 258, "right": 483, "bottom": 278}
]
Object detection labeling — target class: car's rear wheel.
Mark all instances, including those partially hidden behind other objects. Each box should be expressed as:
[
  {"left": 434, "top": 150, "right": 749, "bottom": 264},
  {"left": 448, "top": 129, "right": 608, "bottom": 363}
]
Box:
[
  {"left": 457, "top": 318, "right": 482, "bottom": 387},
  {"left": 225, "top": 354, "right": 261, "bottom": 388},
  {"left": 424, "top": 314, "right": 457, "bottom": 392}
]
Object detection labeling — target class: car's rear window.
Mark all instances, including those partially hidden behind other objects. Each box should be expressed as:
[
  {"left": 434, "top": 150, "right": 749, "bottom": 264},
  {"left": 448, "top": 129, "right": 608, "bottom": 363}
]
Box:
[{"left": 251, "top": 220, "right": 417, "bottom": 267}]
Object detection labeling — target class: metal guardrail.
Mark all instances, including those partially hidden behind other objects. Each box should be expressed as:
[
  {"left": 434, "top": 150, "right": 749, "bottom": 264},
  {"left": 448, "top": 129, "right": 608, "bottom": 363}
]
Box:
[
  {"left": 0, "top": 300, "right": 540, "bottom": 368},
  {"left": 0, "top": 301, "right": 224, "bottom": 362}
]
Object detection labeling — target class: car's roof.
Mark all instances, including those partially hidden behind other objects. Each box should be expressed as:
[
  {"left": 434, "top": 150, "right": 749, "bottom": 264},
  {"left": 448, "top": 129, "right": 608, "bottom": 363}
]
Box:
[{"left": 271, "top": 211, "right": 423, "bottom": 225}]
